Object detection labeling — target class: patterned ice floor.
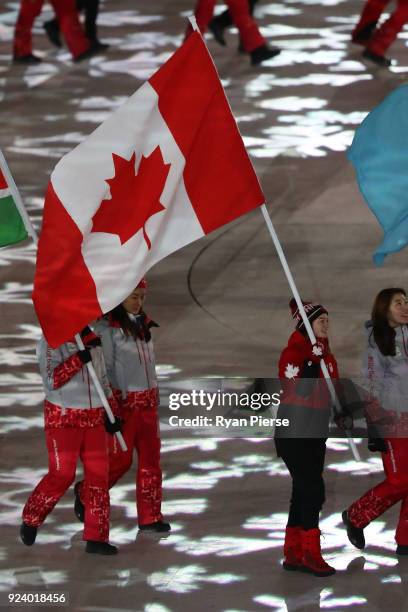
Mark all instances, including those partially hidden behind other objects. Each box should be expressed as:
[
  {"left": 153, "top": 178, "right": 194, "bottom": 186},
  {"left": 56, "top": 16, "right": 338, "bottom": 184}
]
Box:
[{"left": 1, "top": 1, "right": 408, "bottom": 610}]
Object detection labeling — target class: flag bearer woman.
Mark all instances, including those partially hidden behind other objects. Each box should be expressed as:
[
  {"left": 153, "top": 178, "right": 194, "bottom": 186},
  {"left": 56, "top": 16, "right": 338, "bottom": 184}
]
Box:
[
  {"left": 343, "top": 288, "right": 408, "bottom": 556},
  {"left": 275, "top": 299, "right": 339, "bottom": 577},
  {"left": 75, "top": 279, "right": 170, "bottom": 532},
  {"left": 20, "top": 326, "right": 118, "bottom": 555}
]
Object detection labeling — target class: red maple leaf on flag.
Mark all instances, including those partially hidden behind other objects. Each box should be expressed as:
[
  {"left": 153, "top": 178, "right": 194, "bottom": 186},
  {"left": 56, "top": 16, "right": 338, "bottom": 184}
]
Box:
[{"left": 91, "top": 146, "right": 170, "bottom": 248}]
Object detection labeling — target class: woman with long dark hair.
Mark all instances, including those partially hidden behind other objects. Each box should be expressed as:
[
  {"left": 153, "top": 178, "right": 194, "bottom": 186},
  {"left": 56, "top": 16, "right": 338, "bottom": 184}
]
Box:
[
  {"left": 275, "top": 298, "right": 338, "bottom": 577},
  {"left": 75, "top": 279, "right": 170, "bottom": 532},
  {"left": 343, "top": 288, "right": 408, "bottom": 555}
]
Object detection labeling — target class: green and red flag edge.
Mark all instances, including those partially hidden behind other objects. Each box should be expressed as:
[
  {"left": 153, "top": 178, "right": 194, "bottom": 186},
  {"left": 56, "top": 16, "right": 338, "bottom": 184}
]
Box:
[{"left": 0, "top": 167, "right": 29, "bottom": 247}]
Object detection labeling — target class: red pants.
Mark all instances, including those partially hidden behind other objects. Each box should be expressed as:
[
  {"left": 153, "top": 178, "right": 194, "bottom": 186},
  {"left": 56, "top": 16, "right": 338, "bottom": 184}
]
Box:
[
  {"left": 13, "top": 0, "right": 89, "bottom": 59},
  {"left": 108, "top": 389, "right": 163, "bottom": 525},
  {"left": 23, "top": 422, "right": 110, "bottom": 542},
  {"left": 194, "top": 0, "right": 265, "bottom": 52},
  {"left": 354, "top": 0, "right": 408, "bottom": 55},
  {"left": 348, "top": 438, "right": 408, "bottom": 545}
]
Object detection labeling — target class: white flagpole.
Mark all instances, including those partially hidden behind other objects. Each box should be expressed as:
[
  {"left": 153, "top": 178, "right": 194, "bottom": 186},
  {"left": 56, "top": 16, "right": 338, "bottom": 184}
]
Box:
[
  {"left": 1, "top": 152, "right": 127, "bottom": 450},
  {"left": 186, "top": 19, "right": 360, "bottom": 461},
  {"left": 260, "top": 204, "right": 361, "bottom": 462},
  {"left": 75, "top": 334, "right": 127, "bottom": 451},
  {"left": 189, "top": 15, "right": 199, "bottom": 32},
  {"left": 0, "top": 149, "right": 38, "bottom": 245}
]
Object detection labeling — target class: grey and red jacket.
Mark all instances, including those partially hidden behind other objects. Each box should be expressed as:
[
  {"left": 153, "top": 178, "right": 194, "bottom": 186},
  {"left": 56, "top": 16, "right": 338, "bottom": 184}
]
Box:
[
  {"left": 279, "top": 330, "right": 339, "bottom": 409},
  {"left": 37, "top": 331, "right": 114, "bottom": 411},
  {"left": 93, "top": 312, "right": 158, "bottom": 399},
  {"left": 363, "top": 321, "right": 408, "bottom": 428}
]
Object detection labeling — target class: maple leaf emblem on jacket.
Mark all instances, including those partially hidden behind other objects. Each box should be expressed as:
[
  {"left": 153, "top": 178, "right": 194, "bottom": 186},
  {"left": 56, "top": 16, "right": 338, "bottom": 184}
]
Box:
[
  {"left": 284, "top": 363, "right": 299, "bottom": 380},
  {"left": 91, "top": 146, "right": 171, "bottom": 248},
  {"left": 312, "top": 344, "right": 323, "bottom": 357}
]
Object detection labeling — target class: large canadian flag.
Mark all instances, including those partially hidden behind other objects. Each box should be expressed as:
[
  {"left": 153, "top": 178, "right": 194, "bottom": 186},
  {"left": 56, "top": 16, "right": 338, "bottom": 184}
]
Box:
[{"left": 33, "top": 31, "right": 265, "bottom": 348}]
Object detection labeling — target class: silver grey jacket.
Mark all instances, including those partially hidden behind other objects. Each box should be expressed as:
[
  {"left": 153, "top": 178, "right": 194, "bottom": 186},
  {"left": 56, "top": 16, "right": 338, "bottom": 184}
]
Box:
[
  {"left": 37, "top": 334, "right": 112, "bottom": 410},
  {"left": 93, "top": 316, "right": 157, "bottom": 397},
  {"left": 363, "top": 320, "right": 408, "bottom": 414}
]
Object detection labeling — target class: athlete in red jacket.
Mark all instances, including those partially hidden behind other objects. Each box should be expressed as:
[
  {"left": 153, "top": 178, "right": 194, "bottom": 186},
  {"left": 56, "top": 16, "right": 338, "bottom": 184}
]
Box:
[
  {"left": 13, "top": 0, "right": 98, "bottom": 63},
  {"left": 275, "top": 299, "right": 339, "bottom": 577}
]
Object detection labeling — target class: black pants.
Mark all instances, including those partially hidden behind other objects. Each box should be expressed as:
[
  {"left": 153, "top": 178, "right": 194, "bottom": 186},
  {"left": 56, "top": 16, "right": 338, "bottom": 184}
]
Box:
[
  {"left": 212, "top": 0, "right": 259, "bottom": 28},
  {"left": 275, "top": 437, "right": 326, "bottom": 529},
  {"left": 76, "top": 0, "right": 99, "bottom": 41}
]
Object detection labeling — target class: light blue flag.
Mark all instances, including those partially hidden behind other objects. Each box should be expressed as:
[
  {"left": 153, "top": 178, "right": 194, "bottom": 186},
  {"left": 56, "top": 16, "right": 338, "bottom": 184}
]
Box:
[{"left": 348, "top": 83, "right": 408, "bottom": 265}]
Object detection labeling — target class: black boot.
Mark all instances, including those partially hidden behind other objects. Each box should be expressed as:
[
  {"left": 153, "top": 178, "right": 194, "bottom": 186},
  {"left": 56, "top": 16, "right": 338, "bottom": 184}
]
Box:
[
  {"left": 74, "top": 482, "right": 84, "bottom": 523},
  {"left": 352, "top": 21, "right": 377, "bottom": 45},
  {"left": 209, "top": 18, "right": 227, "bottom": 46},
  {"left": 20, "top": 522, "right": 37, "bottom": 546},
  {"left": 13, "top": 54, "right": 42, "bottom": 65},
  {"left": 139, "top": 520, "right": 171, "bottom": 533},
  {"left": 85, "top": 540, "right": 118, "bottom": 555},
  {"left": 73, "top": 42, "right": 106, "bottom": 63},
  {"left": 250, "top": 45, "right": 281, "bottom": 66},
  {"left": 88, "top": 39, "right": 110, "bottom": 52},
  {"left": 43, "top": 19, "right": 62, "bottom": 48},
  {"left": 362, "top": 48, "right": 392, "bottom": 67},
  {"left": 396, "top": 544, "right": 408, "bottom": 555},
  {"left": 342, "top": 510, "right": 365, "bottom": 549}
]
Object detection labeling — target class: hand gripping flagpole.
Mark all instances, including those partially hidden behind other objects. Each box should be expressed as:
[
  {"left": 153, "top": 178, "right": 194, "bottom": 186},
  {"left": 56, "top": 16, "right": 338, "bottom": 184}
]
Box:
[
  {"left": 3, "top": 155, "right": 128, "bottom": 451},
  {"left": 260, "top": 204, "right": 361, "bottom": 462},
  {"left": 75, "top": 334, "right": 127, "bottom": 451},
  {"left": 0, "top": 148, "right": 38, "bottom": 245}
]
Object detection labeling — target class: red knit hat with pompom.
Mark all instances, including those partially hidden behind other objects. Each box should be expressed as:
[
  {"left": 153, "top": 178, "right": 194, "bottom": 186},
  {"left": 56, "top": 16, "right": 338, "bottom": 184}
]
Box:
[{"left": 289, "top": 298, "right": 327, "bottom": 330}]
